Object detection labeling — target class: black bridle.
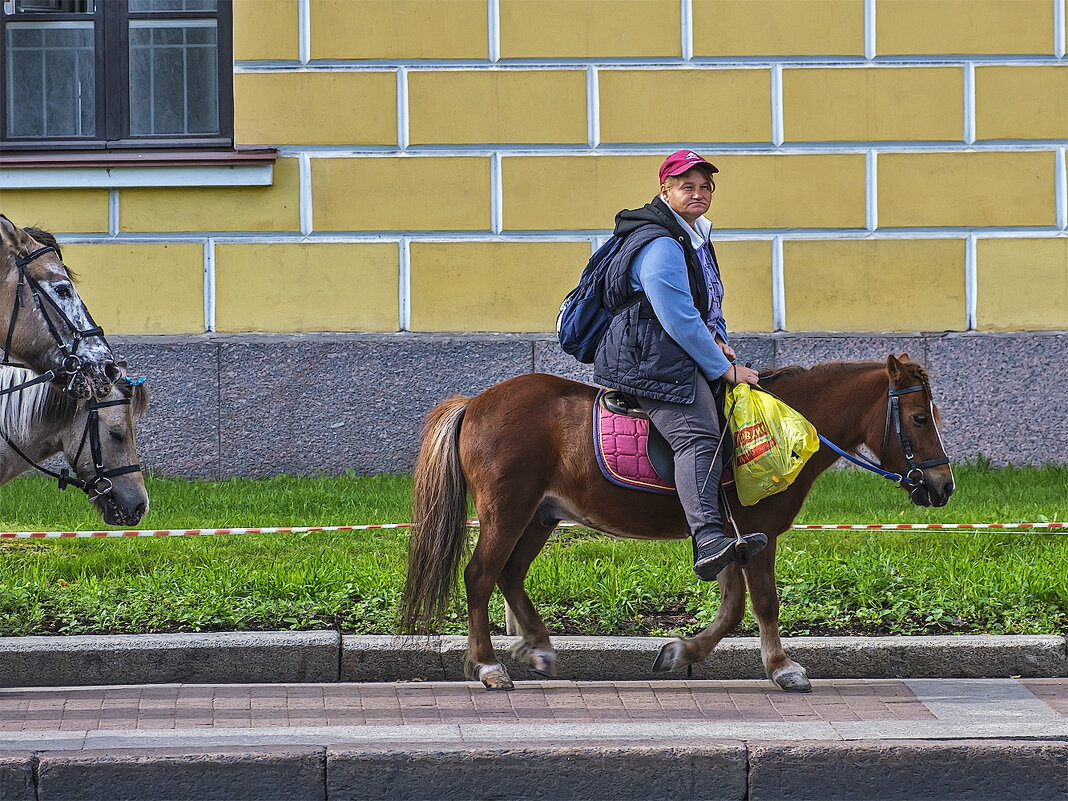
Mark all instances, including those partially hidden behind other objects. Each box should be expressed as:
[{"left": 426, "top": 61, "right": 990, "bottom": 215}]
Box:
[
  {"left": 880, "top": 383, "right": 951, "bottom": 484},
  {"left": 2, "top": 245, "right": 110, "bottom": 397},
  {"left": 817, "top": 379, "right": 950, "bottom": 494},
  {"left": 0, "top": 393, "right": 142, "bottom": 499}
]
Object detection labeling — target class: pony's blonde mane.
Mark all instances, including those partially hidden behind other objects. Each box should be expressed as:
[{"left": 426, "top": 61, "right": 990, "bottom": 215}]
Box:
[{"left": 0, "top": 366, "right": 76, "bottom": 443}]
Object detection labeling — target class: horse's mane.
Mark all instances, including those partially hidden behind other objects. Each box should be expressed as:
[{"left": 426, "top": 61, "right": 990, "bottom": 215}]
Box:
[
  {"left": 23, "top": 227, "right": 62, "bottom": 259},
  {"left": 22, "top": 226, "right": 77, "bottom": 280},
  {"left": 0, "top": 367, "right": 149, "bottom": 443},
  {"left": 0, "top": 367, "right": 78, "bottom": 442},
  {"left": 759, "top": 359, "right": 935, "bottom": 400},
  {"left": 758, "top": 361, "right": 872, "bottom": 385},
  {"left": 757, "top": 363, "right": 810, "bottom": 383}
]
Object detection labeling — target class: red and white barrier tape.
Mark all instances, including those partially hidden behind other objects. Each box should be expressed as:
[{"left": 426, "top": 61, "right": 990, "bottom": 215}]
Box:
[
  {"left": 0, "top": 524, "right": 412, "bottom": 539},
  {"left": 1, "top": 521, "right": 1064, "bottom": 539},
  {"left": 790, "top": 523, "right": 1066, "bottom": 530}
]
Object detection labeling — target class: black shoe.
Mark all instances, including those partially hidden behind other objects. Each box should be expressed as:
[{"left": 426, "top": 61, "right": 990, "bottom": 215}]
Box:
[{"left": 693, "top": 532, "right": 768, "bottom": 581}]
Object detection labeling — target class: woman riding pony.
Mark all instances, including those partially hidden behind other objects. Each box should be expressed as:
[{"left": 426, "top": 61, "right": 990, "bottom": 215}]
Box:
[{"left": 591, "top": 150, "right": 766, "bottom": 581}]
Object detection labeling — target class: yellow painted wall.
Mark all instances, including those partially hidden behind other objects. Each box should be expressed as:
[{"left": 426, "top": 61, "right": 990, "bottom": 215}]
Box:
[
  {"left": 409, "top": 242, "right": 590, "bottom": 332},
  {"left": 975, "top": 66, "right": 1068, "bottom": 141},
  {"left": 599, "top": 69, "right": 772, "bottom": 144},
  {"left": 500, "top": 154, "right": 868, "bottom": 232},
  {"left": 1, "top": 190, "right": 110, "bottom": 234},
  {"left": 502, "top": 155, "right": 662, "bottom": 231},
  {"left": 60, "top": 244, "right": 205, "bottom": 335},
  {"left": 879, "top": 152, "right": 1058, "bottom": 228},
  {"left": 215, "top": 244, "right": 399, "bottom": 333},
  {"left": 875, "top": 0, "right": 1055, "bottom": 55},
  {"left": 783, "top": 240, "right": 967, "bottom": 333},
  {"left": 711, "top": 155, "right": 867, "bottom": 230},
  {"left": 408, "top": 71, "right": 587, "bottom": 145},
  {"left": 233, "top": 0, "right": 299, "bottom": 60},
  {"left": 976, "top": 239, "right": 1068, "bottom": 331},
  {"left": 784, "top": 67, "right": 963, "bottom": 141},
  {"left": 500, "top": 0, "right": 681, "bottom": 58},
  {"left": 693, "top": 0, "right": 865, "bottom": 57},
  {"left": 310, "top": 0, "right": 488, "bottom": 60},
  {"left": 234, "top": 72, "right": 397, "bottom": 146},
  {"left": 120, "top": 158, "right": 301, "bottom": 233},
  {"left": 717, "top": 241, "right": 775, "bottom": 332},
  {"left": 312, "top": 157, "right": 492, "bottom": 232},
  {"left": 8, "top": 0, "right": 1064, "bottom": 337}
]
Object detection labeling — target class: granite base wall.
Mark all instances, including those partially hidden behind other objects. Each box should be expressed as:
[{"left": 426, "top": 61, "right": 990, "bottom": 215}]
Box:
[{"left": 110, "top": 331, "right": 1067, "bottom": 479}]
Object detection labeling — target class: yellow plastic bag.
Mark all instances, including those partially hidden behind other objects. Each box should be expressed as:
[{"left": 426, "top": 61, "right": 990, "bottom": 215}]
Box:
[{"left": 725, "top": 384, "right": 819, "bottom": 506}]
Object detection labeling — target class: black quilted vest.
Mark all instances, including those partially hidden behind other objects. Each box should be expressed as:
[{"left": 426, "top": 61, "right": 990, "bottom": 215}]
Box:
[{"left": 592, "top": 197, "right": 712, "bottom": 404}]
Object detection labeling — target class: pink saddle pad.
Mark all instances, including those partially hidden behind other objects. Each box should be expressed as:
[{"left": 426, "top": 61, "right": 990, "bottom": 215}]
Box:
[{"left": 593, "top": 392, "right": 676, "bottom": 494}]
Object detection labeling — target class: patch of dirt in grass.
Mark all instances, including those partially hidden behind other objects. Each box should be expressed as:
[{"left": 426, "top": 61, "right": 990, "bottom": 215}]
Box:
[{"left": 490, "top": 605, "right": 1000, "bottom": 638}]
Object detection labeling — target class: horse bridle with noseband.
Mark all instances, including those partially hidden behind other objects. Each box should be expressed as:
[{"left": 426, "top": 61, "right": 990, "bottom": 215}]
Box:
[
  {"left": 880, "top": 383, "right": 951, "bottom": 489},
  {"left": 0, "top": 392, "right": 142, "bottom": 500},
  {"left": 2, "top": 245, "right": 110, "bottom": 397},
  {"left": 816, "top": 378, "right": 950, "bottom": 496}
]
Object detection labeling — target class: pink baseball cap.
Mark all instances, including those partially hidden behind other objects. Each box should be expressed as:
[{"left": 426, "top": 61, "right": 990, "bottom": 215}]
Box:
[{"left": 658, "top": 150, "right": 719, "bottom": 184}]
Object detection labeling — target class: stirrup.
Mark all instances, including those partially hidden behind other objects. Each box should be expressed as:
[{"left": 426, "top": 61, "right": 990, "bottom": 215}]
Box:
[
  {"left": 720, "top": 483, "right": 768, "bottom": 569},
  {"left": 731, "top": 531, "right": 767, "bottom": 567}
]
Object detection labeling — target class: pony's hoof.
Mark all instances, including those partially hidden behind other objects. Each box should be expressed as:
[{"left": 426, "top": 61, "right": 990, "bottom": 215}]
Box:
[
  {"left": 510, "top": 640, "right": 558, "bottom": 677},
  {"left": 652, "top": 639, "right": 688, "bottom": 673},
  {"left": 772, "top": 668, "right": 811, "bottom": 693},
  {"left": 529, "top": 648, "right": 558, "bottom": 678},
  {"left": 479, "top": 664, "right": 515, "bottom": 691}
]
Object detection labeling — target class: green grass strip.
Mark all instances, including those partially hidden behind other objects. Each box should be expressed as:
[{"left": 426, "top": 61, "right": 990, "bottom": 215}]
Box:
[{"left": 1, "top": 464, "right": 1065, "bottom": 638}]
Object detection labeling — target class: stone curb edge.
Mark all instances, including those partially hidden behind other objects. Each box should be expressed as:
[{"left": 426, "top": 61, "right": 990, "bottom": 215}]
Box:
[
  {"left": 3, "top": 740, "right": 1066, "bottom": 801},
  {"left": 0, "top": 632, "right": 1065, "bottom": 688}
]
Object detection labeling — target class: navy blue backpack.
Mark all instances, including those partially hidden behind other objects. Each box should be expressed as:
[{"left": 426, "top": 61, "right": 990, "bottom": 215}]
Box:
[{"left": 556, "top": 236, "right": 627, "bottom": 363}]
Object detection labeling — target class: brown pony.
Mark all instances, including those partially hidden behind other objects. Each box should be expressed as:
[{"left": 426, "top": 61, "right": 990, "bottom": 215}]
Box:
[{"left": 401, "top": 355, "right": 955, "bottom": 692}]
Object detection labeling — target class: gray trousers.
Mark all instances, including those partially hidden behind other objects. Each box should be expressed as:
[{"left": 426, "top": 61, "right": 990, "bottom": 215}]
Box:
[{"left": 638, "top": 379, "right": 725, "bottom": 537}]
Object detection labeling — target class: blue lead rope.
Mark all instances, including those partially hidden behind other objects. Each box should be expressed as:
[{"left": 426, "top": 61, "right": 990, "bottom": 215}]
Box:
[
  {"left": 745, "top": 378, "right": 920, "bottom": 489},
  {"left": 816, "top": 433, "right": 918, "bottom": 487}
]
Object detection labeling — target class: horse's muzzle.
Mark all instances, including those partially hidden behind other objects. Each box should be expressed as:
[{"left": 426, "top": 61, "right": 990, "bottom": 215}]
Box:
[
  {"left": 909, "top": 475, "right": 955, "bottom": 508},
  {"left": 96, "top": 492, "right": 148, "bottom": 527},
  {"left": 70, "top": 360, "right": 123, "bottom": 400}
]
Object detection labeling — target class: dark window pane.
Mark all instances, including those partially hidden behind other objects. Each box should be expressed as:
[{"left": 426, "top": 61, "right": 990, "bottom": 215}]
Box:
[
  {"left": 15, "top": 1, "right": 93, "bottom": 12},
  {"left": 185, "top": 44, "right": 218, "bottom": 133},
  {"left": 4, "top": 22, "right": 95, "bottom": 138},
  {"left": 128, "top": 0, "right": 215, "bottom": 12},
  {"left": 128, "top": 20, "right": 218, "bottom": 136}
]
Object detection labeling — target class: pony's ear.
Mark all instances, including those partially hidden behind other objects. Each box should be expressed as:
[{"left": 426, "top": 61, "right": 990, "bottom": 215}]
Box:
[
  {"left": 0, "top": 214, "right": 18, "bottom": 247},
  {"left": 887, "top": 354, "right": 907, "bottom": 384}
]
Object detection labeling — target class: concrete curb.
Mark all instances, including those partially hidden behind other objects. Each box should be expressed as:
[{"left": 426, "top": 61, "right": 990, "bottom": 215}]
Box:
[
  {"left": 1, "top": 632, "right": 1065, "bottom": 688},
  {"left": 2, "top": 740, "right": 1066, "bottom": 801},
  {"left": 0, "top": 631, "right": 340, "bottom": 688}
]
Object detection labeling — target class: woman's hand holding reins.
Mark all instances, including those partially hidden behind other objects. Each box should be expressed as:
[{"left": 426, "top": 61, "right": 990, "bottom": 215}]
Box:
[{"left": 723, "top": 363, "right": 760, "bottom": 385}]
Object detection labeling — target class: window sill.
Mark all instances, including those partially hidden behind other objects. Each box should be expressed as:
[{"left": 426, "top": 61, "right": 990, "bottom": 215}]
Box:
[{"left": 0, "top": 147, "right": 278, "bottom": 189}]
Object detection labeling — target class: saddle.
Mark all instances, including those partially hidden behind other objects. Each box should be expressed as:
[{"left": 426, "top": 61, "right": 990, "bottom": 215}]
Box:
[{"left": 594, "top": 389, "right": 734, "bottom": 496}]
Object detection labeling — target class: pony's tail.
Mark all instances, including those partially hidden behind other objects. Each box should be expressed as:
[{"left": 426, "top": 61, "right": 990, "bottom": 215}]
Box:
[{"left": 400, "top": 396, "right": 471, "bottom": 633}]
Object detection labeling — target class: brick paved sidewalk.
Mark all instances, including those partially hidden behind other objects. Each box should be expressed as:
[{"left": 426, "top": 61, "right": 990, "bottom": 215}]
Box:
[
  {"left": 2, "top": 679, "right": 1065, "bottom": 801},
  {"left": 1, "top": 678, "right": 1064, "bottom": 734}
]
